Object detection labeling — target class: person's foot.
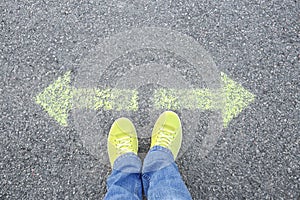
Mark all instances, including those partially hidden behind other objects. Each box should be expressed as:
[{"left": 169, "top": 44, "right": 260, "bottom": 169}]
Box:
[
  {"left": 107, "top": 118, "right": 138, "bottom": 167},
  {"left": 150, "top": 111, "right": 182, "bottom": 160}
]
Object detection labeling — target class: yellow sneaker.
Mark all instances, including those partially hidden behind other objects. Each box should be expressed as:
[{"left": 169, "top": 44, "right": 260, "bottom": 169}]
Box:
[
  {"left": 150, "top": 111, "right": 182, "bottom": 160},
  {"left": 107, "top": 118, "right": 138, "bottom": 167}
]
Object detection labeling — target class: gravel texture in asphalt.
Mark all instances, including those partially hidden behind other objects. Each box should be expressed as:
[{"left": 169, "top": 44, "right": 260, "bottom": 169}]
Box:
[{"left": 1, "top": 0, "right": 299, "bottom": 199}]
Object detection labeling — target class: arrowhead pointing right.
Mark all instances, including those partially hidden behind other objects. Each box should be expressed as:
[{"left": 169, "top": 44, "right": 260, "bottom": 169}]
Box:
[
  {"left": 221, "top": 72, "right": 255, "bottom": 127},
  {"left": 35, "top": 71, "right": 72, "bottom": 126}
]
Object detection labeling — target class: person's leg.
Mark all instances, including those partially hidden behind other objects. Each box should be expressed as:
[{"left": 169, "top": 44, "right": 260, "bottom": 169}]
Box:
[
  {"left": 104, "top": 152, "right": 142, "bottom": 199},
  {"left": 142, "top": 111, "right": 192, "bottom": 200},
  {"left": 104, "top": 118, "right": 142, "bottom": 200},
  {"left": 142, "top": 146, "right": 192, "bottom": 200}
]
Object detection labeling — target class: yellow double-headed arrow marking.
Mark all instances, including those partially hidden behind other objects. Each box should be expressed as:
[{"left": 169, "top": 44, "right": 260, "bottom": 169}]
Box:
[{"left": 35, "top": 71, "right": 255, "bottom": 127}]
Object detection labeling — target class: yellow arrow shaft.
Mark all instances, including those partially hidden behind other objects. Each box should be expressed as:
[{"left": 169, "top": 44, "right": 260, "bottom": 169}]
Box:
[
  {"left": 72, "top": 88, "right": 138, "bottom": 111},
  {"left": 71, "top": 88, "right": 222, "bottom": 111},
  {"left": 153, "top": 88, "right": 220, "bottom": 110}
]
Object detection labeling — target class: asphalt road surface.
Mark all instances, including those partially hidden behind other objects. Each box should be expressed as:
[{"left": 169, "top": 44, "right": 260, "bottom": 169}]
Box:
[{"left": 1, "top": 0, "right": 299, "bottom": 199}]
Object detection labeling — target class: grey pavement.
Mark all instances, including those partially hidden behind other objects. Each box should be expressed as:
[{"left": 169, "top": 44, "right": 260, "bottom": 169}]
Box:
[{"left": 0, "top": 0, "right": 299, "bottom": 199}]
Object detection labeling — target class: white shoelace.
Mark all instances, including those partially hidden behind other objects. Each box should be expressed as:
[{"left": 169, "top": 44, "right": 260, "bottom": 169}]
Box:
[
  {"left": 156, "top": 128, "right": 175, "bottom": 147},
  {"left": 115, "top": 135, "right": 133, "bottom": 154}
]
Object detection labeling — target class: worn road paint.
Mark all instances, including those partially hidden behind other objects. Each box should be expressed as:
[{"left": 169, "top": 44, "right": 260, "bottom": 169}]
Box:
[
  {"left": 154, "top": 73, "right": 255, "bottom": 127},
  {"left": 35, "top": 71, "right": 138, "bottom": 126},
  {"left": 35, "top": 71, "right": 255, "bottom": 127}
]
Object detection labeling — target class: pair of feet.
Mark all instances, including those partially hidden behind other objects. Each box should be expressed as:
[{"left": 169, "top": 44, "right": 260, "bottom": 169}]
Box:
[{"left": 108, "top": 111, "right": 182, "bottom": 167}]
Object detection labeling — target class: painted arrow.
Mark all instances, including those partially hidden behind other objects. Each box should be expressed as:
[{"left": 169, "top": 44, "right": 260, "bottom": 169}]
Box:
[
  {"left": 35, "top": 71, "right": 138, "bottom": 126},
  {"left": 153, "top": 72, "right": 255, "bottom": 127},
  {"left": 35, "top": 71, "right": 255, "bottom": 127}
]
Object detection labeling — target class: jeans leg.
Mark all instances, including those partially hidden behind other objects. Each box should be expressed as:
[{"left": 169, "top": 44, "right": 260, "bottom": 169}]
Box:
[
  {"left": 142, "top": 146, "right": 192, "bottom": 200},
  {"left": 104, "top": 152, "right": 142, "bottom": 200}
]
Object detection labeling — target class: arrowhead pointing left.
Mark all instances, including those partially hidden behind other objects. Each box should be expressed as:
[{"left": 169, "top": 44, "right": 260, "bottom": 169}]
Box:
[{"left": 35, "top": 71, "right": 73, "bottom": 126}]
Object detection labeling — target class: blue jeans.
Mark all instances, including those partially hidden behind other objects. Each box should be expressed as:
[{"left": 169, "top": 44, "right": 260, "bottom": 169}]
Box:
[{"left": 104, "top": 146, "right": 192, "bottom": 200}]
